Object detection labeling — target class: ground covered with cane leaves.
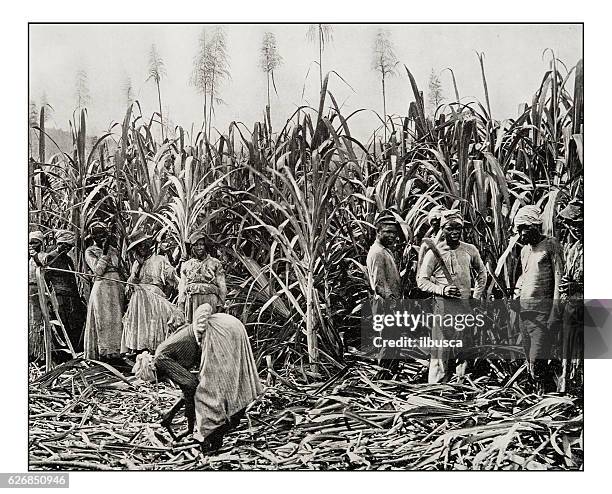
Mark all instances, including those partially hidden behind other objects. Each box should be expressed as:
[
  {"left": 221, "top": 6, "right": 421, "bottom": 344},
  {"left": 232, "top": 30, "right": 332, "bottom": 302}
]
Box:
[{"left": 28, "top": 357, "right": 583, "bottom": 471}]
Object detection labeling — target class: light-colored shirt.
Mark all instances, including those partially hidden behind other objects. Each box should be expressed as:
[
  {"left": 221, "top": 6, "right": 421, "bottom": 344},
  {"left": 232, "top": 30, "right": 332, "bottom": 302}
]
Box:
[
  {"left": 366, "top": 239, "right": 401, "bottom": 300},
  {"left": 417, "top": 240, "right": 487, "bottom": 299},
  {"left": 178, "top": 255, "right": 226, "bottom": 305},
  {"left": 129, "top": 254, "right": 178, "bottom": 289}
]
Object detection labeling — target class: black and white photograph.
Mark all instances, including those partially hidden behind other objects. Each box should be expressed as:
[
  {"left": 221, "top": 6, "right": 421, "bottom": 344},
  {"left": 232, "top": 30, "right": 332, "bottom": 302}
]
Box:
[
  {"left": 23, "top": 21, "right": 585, "bottom": 473},
  {"left": 2, "top": 9, "right": 599, "bottom": 482}
]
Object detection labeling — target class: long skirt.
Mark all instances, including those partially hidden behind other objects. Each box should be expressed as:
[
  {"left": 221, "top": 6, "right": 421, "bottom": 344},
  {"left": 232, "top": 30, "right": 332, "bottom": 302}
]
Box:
[
  {"left": 185, "top": 293, "right": 220, "bottom": 323},
  {"left": 121, "top": 284, "right": 184, "bottom": 353},
  {"left": 54, "top": 294, "right": 87, "bottom": 353},
  {"left": 84, "top": 273, "right": 125, "bottom": 359},
  {"left": 193, "top": 313, "right": 263, "bottom": 442},
  {"left": 29, "top": 285, "right": 44, "bottom": 361}
]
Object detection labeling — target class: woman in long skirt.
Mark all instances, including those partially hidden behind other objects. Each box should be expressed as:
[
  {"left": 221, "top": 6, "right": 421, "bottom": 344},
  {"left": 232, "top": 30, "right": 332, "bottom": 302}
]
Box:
[
  {"left": 178, "top": 232, "right": 227, "bottom": 322},
  {"left": 121, "top": 232, "right": 183, "bottom": 354},
  {"left": 83, "top": 222, "right": 126, "bottom": 360},
  {"left": 192, "top": 303, "right": 263, "bottom": 451}
]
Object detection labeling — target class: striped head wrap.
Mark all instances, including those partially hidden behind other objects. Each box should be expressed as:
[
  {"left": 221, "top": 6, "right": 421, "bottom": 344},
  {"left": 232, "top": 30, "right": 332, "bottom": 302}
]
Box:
[
  {"left": 440, "top": 209, "right": 464, "bottom": 228},
  {"left": 55, "top": 230, "right": 75, "bottom": 245},
  {"left": 514, "top": 205, "right": 542, "bottom": 230}
]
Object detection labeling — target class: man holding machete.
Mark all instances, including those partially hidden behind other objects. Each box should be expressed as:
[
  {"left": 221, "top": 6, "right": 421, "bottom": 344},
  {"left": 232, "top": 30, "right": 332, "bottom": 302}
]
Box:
[{"left": 417, "top": 209, "right": 487, "bottom": 383}]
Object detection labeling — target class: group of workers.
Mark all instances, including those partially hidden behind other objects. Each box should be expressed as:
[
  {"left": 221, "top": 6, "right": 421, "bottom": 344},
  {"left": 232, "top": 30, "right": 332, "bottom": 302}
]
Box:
[
  {"left": 367, "top": 201, "right": 583, "bottom": 393},
  {"left": 28, "top": 223, "right": 261, "bottom": 451},
  {"left": 27, "top": 198, "right": 583, "bottom": 448}
]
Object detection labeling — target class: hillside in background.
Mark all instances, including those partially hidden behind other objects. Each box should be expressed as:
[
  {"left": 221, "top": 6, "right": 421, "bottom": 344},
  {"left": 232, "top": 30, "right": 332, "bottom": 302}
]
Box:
[{"left": 28, "top": 126, "right": 117, "bottom": 162}]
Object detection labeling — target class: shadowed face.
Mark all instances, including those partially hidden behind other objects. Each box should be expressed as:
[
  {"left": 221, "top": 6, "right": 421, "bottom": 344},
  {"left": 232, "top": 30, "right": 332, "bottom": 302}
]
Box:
[
  {"left": 377, "top": 224, "right": 398, "bottom": 248},
  {"left": 29, "top": 239, "right": 42, "bottom": 253},
  {"left": 135, "top": 240, "right": 152, "bottom": 258},
  {"left": 192, "top": 238, "right": 207, "bottom": 259},
  {"left": 57, "top": 242, "right": 72, "bottom": 254},
  {"left": 517, "top": 224, "right": 541, "bottom": 246},
  {"left": 443, "top": 222, "right": 462, "bottom": 243},
  {"left": 430, "top": 218, "right": 441, "bottom": 233},
  {"left": 92, "top": 231, "right": 107, "bottom": 246}
]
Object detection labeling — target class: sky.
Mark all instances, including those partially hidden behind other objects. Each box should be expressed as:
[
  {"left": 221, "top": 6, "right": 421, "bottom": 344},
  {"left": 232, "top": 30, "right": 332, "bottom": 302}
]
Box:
[{"left": 29, "top": 23, "right": 582, "bottom": 143}]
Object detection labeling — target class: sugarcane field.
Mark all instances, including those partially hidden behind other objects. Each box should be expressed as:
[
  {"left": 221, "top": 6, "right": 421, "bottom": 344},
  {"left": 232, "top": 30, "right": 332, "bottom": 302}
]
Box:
[{"left": 23, "top": 22, "right": 585, "bottom": 473}]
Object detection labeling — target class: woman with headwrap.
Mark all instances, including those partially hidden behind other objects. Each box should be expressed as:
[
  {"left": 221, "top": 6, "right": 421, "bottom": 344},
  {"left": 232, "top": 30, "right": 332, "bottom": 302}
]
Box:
[
  {"left": 28, "top": 230, "right": 46, "bottom": 361},
  {"left": 192, "top": 303, "right": 263, "bottom": 451},
  {"left": 178, "top": 232, "right": 227, "bottom": 322},
  {"left": 44, "top": 230, "right": 86, "bottom": 353},
  {"left": 513, "top": 205, "right": 564, "bottom": 394},
  {"left": 83, "top": 222, "right": 126, "bottom": 360},
  {"left": 121, "top": 231, "right": 183, "bottom": 354}
]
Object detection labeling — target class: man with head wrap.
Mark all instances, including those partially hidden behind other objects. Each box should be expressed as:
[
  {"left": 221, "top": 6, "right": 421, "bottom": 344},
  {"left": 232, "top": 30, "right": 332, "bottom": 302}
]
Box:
[
  {"left": 366, "top": 211, "right": 402, "bottom": 376},
  {"left": 43, "top": 230, "right": 87, "bottom": 354},
  {"left": 417, "top": 209, "right": 487, "bottom": 383},
  {"left": 514, "top": 205, "right": 564, "bottom": 394}
]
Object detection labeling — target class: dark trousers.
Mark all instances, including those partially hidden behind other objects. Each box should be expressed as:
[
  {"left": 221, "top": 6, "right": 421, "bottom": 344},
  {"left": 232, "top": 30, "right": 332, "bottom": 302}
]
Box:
[
  {"left": 155, "top": 355, "right": 198, "bottom": 424},
  {"left": 520, "top": 310, "right": 559, "bottom": 390},
  {"left": 373, "top": 297, "right": 400, "bottom": 373}
]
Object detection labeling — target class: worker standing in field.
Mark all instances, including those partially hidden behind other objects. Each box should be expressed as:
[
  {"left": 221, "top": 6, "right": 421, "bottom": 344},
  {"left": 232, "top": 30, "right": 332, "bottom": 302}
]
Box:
[
  {"left": 44, "top": 230, "right": 86, "bottom": 353},
  {"left": 178, "top": 232, "right": 227, "bottom": 322},
  {"left": 417, "top": 209, "right": 487, "bottom": 384},
  {"left": 122, "top": 231, "right": 183, "bottom": 354},
  {"left": 557, "top": 199, "right": 583, "bottom": 393},
  {"left": 366, "top": 212, "right": 402, "bottom": 374},
  {"left": 83, "top": 222, "right": 126, "bottom": 361},
  {"left": 28, "top": 231, "right": 47, "bottom": 361},
  {"left": 514, "top": 205, "right": 564, "bottom": 394}
]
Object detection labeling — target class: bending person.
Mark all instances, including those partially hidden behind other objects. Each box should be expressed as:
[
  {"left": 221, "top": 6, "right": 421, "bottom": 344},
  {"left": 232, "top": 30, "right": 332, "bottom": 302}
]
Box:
[
  {"left": 192, "top": 303, "right": 263, "bottom": 452},
  {"left": 154, "top": 322, "right": 202, "bottom": 440}
]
